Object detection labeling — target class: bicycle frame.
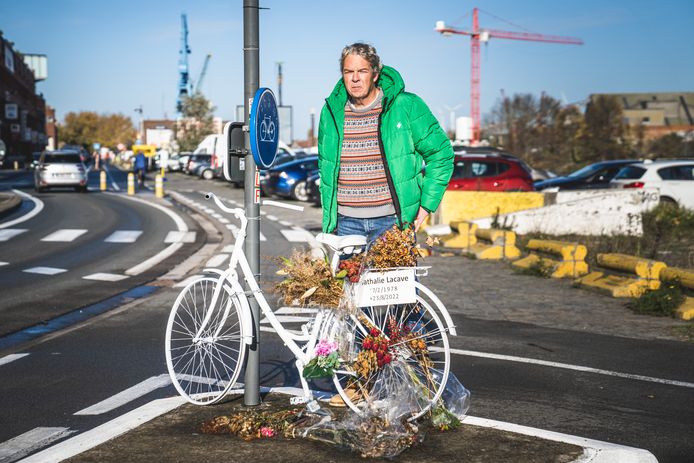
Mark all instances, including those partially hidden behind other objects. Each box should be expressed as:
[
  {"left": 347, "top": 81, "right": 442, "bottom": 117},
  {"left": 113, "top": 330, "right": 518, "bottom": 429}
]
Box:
[{"left": 199, "top": 193, "right": 332, "bottom": 399}]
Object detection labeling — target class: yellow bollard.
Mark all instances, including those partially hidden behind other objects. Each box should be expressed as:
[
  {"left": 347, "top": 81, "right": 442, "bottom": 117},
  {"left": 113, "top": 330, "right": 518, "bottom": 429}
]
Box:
[
  {"left": 155, "top": 174, "right": 164, "bottom": 198},
  {"left": 127, "top": 173, "right": 135, "bottom": 195},
  {"left": 100, "top": 170, "right": 107, "bottom": 191}
]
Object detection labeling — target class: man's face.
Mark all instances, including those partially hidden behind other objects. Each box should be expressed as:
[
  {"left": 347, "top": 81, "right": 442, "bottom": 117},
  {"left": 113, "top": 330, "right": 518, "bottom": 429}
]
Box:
[{"left": 342, "top": 54, "right": 378, "bottom": 102}]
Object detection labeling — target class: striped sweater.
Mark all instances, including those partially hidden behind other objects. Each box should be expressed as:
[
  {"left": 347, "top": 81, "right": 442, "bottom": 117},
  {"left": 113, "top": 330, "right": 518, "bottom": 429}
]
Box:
[{"left": 337, "top": 90, "right": 395, "bottom": 218}]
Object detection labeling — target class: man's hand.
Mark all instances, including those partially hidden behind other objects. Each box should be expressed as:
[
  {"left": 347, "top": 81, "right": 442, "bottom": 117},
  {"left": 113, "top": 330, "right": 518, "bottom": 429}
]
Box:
[{"left": 414, "top": 207, "right": 429, "bottom": 232}]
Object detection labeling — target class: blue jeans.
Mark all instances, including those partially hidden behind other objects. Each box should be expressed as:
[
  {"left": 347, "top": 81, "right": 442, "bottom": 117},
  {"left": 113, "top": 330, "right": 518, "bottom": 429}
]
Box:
[{"left": 337, "top": 214, "right": 397, "bottom": 244}]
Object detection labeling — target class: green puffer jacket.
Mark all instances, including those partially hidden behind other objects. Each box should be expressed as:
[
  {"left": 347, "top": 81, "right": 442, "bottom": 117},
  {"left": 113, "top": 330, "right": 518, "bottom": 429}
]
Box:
[{"left": 318, "top": 65, "right": 454, "bottom": 233}]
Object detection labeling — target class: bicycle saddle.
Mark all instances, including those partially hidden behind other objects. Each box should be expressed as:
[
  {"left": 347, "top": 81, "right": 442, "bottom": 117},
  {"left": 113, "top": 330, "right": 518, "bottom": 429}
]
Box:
[{"left": 316, "top": 233, "right": 367, "bottom": 253}]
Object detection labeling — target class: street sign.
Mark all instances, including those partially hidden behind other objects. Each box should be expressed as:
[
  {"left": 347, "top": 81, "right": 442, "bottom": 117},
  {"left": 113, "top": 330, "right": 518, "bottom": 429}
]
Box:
[{"left": 249, "top": 87, "right": 279, "bottom": 169}]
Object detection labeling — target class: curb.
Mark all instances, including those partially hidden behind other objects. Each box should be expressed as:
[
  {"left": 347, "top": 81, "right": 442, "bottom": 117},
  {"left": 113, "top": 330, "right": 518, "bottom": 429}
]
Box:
[
  {"left": 20, "top": 389, "right": 657, "bottom": 463},
  {"left": 0, "top": 191, "right": 22, "bottom": 218}
]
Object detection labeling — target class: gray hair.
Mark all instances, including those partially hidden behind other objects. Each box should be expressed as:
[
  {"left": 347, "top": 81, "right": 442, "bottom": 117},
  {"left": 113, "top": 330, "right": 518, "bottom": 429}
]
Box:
[{"left": 340, "top": 42, "right": 382, "bottom": 74}]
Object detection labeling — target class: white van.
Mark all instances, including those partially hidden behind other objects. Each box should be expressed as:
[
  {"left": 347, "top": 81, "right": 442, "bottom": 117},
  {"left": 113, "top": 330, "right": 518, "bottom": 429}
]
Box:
[{"left": 194, "top": 132, "right": 296, "bottom": 179}]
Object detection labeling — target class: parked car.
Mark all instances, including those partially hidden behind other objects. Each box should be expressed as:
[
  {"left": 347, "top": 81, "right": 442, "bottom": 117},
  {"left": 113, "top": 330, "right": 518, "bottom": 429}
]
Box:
[
  {"left": 610, "top": 159, "right": 694, "bottom": 209},
  {"left": 305, "top": 171, "right": 321, "bottom": 205},
  {"left": 534, "top": 160, "right": 640, "bottom": 191},
  {"left": 195, "top": 158, "right": 215, "bottom": 180},
  {"left": 31, "top": 151, "right": 43, "bottom": 170},
  {"left": 447, "top": 151, "right": 534, "bottom": 191},
  {"left": 178, "top": 153, "right": 192, "bottom": 171},
  {"left": 34, "top": 150, "right": 88, "bottom": 192},
  {"left": 185, "top": 153, "right": 212, "bottom": 175},
  {"left": 261, "top": 156, "right": 319, "bottom": 201}
]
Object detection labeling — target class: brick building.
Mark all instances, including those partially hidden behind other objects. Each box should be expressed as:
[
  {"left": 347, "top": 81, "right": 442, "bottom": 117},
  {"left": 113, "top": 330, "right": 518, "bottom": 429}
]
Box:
[{"left": 0, "top": 31, "right": 47, "bottom": 166}]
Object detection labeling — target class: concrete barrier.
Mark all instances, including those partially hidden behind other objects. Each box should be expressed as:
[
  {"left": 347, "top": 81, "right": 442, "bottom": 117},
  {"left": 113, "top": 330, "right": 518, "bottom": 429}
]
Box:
[
  {"left": 443, "top": 221, "right": 477, "bottom": 249},
  {"left": 469, "top": 227, "right": 520, "bottom": 260},
  {"left": 660, "top": 267, "right": 694, "bottom": 321},
  {"left": 575, "top": 253, "right": 666, "bottom": 298},
  {"left": 513, "top": 239, "right": 589, "bottom": 278},
  {"left": 434, "top": 189, "right": 659, "bottom": 237}
]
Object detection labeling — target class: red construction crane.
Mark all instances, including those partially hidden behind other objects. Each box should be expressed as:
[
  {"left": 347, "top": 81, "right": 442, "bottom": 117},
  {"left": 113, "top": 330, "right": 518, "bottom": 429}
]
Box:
[{"left": 435, "top": 8, "right": 583, "bottom": 144}]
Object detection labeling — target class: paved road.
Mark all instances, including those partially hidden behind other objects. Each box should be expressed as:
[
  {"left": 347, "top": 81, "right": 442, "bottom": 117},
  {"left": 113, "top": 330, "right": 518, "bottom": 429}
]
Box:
[{"left": 1, "top": 171, "right": 692, "bottom": 462}]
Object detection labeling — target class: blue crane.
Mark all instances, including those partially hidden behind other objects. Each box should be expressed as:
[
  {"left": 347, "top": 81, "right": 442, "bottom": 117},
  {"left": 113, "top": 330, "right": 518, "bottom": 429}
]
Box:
[
  {"left": 176, "top": 13, "right": 192, "bottom": 114},
  {"left": 193, "top": 53, "right": 211, "bottom": 95}
]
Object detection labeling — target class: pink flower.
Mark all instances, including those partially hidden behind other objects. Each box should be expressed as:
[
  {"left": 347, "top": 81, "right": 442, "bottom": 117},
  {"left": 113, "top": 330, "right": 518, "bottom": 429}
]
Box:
[
  {"left": 260, "top": 426, "right": 275, "bottom": 437},
  {"left": 314, "top": 339, "right": 338, "bottom": 357}
]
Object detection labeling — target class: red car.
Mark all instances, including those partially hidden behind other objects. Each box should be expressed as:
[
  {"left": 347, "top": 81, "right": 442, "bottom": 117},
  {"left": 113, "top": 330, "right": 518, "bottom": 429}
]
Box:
[{"left": 447, "top": 150, "right": 534, "bottom": 192}]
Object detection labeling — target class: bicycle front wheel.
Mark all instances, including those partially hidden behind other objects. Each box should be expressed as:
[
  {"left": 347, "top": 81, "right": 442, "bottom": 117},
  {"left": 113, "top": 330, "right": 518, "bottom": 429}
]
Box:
[
  {"left": 165, "top": 276, "right": 247, "bottom": 405},
  {"left": 333, "top": 292, "right": 450, "bottom": 421}
]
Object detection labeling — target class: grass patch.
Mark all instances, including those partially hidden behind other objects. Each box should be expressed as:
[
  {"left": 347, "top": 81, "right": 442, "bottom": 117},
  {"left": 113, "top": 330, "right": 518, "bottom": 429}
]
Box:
[
  {"left": 512, "top": 259, "right": 553, "bottom": 278},
  {"left": 627, "top": 283, "right": 686, "bottom": 317}
]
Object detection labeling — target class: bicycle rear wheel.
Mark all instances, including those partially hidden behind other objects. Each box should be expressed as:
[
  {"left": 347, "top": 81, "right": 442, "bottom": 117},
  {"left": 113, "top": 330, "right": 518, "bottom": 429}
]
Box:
[
  {"left": 332, "top": 292, "right": 450, "bottom": 421},
  {"left": 165, "top": 276, "right": 247, "bottom": 405}
]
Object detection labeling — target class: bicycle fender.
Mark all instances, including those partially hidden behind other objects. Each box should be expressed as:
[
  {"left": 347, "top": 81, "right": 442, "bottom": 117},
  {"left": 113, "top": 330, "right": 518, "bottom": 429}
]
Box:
[
  {"left": 228, "top": 279, "right": 254, "bottom": 345},
  {"left": 414, "top": 282, "right": 457, "bottom": 336}
]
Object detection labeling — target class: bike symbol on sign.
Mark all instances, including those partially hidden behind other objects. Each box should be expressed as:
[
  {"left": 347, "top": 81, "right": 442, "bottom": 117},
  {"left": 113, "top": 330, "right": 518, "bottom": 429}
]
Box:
[{"left": 260, "top": 115, "right": 276, "bottom": 142}]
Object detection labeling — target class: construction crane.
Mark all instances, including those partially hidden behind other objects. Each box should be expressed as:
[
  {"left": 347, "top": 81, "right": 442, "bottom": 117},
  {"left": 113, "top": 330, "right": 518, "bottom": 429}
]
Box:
[
  {"left": 193, "top": 53, "right": 212, "bottom": 95},
  {"left": 435, "top": 8, "right": 583, "bottom": 144},
  {"left": 176, "top": 13, "right": 192, "bottom": 114}
]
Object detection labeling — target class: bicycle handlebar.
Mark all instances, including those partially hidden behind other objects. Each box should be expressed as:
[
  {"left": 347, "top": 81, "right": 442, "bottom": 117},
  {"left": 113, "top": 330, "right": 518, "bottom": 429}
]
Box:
[
  {"left": 205, "top": 192, "right": 239, "bottom": 215},
  {"left": 205, "top": 193, "right": 304, "bottom": 214}
]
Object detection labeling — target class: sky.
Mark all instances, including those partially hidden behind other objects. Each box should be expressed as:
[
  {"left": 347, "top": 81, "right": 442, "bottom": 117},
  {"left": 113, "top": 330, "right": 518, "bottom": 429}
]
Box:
[{"left": 3, "top": 0, "right": 693, "bottom": 143}]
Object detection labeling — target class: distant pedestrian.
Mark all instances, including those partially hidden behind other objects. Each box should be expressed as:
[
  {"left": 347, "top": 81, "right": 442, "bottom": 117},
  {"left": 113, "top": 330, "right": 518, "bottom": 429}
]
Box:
[
  {"left": 133, "top": 151, "right": 146, "bottom": 188},
  {"left": 318, "top": 43, "right": 453, "bottom": 243}
]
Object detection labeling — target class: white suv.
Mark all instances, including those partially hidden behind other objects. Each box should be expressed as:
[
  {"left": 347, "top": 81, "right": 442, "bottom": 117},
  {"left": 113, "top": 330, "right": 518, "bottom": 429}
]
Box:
[{"left": 610, "top": 159, "right": 694, "bottom": 209}]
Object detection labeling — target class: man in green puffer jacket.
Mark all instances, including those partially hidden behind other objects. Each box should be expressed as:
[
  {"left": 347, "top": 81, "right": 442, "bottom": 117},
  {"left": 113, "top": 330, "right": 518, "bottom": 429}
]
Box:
[{"left": 318, "top": 42, "right": 454, "bottom": 242}]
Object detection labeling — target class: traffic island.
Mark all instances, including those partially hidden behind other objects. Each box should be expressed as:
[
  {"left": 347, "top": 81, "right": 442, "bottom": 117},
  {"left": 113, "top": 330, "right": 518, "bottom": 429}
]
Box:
[
  {"left": 0, "top": 191, "right": 21, "bottom": 218},
  {"left": 62, "top": 393, "right": 586, "bottom": 463}
]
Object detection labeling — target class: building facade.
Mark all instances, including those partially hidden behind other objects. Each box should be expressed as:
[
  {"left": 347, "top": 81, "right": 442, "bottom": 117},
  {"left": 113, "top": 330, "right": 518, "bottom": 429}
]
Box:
[{"left": 0, "top": 32, "right": 47, "bottom": 166}]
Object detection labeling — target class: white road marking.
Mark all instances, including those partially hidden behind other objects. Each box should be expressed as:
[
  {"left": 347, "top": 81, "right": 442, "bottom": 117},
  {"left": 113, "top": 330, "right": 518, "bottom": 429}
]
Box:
[
  {"left": 74, "top": 374, "right": 172, "bottom": 416},
  {"left": 439, "top": 347, "right": 694, "bottom": 389},
  {"left": 0, "top": 262, "right": 8, "bottom": 267},
  {"left": 280, "top": 229, "right": 313, "bottom": 242},
  {"left": 173, "top": 274, "right": 204, "bottom": 288},
  {"left": 205, "top": 254, "right": 229, "bottom": 268},
  {"left": 0, "top": 353, "right": 29, "bottom": 367},
  {"left": 105, "top": 230, "right": 143, "bottom": 243},
  {"left": 275, "top": 307, "right": 319, "bottom": 314},
  {"left": 20, "top": 399, "right": 186, "bottom": 463},
  {"left": 260, "top": 315, "right": 313, "bottom": 324},
  {"left": 218, "top": 218, "right": 230, "bottom": 224},
  {"left": 83, "top": 273, "right": 129, "bottom": 282},
  {"left": 266, "top": 215, "right": 278, "bottom": 221},
  {"left": 41, "top": 229, "right": 88, "bottom": 242},
  {"left": 221, "top": 245, "right": 235, "bottom": 253},
  {"left": 0, "top": 190, "right": 44, "bottom": 230},
  {"left": 111, "top": 193, "right": 189, "bottom": 277},
  {"left": 164, "top": 231, "right": 196, "bottom": 243},
  {"left": 259, "top": 325, "right": 302, "bottom": 336},
  {"left": 279, "top": 220, "right": 292, "bottom": 227},
  {"left": 0, "top": 229, "right": 27, "bottom": 241},
  {"left": 23, "top": 267, "right": 67, "bottom": 275},
  {"left": 0, "top": 427, "right": 75, "bottom": 462}
]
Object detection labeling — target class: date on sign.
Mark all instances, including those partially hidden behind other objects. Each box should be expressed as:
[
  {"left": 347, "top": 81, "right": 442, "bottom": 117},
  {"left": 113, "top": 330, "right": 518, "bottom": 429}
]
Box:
[{"left": 354, "top": 269, "right": 416, "bottom": 307}]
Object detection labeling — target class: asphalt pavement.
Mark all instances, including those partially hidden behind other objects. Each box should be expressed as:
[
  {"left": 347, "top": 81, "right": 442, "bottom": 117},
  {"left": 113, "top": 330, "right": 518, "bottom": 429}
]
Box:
[{"left": 0, "top": 188, "right": 675, "bottom": 462}]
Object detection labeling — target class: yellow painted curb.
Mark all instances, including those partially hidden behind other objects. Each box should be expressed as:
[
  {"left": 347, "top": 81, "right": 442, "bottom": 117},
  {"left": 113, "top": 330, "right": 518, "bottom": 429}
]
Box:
[
  {"left": 661, "top": 267, "right": 694, "bottom": 290},
  {"left": 675, "top": 297, "right": 694, "bottom": 321}
]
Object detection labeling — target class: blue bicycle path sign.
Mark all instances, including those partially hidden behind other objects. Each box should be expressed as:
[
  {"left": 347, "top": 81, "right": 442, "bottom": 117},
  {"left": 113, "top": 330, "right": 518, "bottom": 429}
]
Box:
[{"left": 249, "top": 87, "right": 279, "bottom": 169}]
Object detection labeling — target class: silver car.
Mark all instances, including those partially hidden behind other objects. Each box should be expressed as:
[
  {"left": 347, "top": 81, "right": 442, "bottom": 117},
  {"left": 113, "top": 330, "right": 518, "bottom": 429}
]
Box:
[{"left": 34, "top": 150, "right": 89, "bottom": 192}]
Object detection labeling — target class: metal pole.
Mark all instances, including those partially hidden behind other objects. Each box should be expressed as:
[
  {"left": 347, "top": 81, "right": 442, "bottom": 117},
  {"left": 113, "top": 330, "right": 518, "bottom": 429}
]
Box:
[{"left": 243, "top": 0, "right": 260, "bottom": 406}]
